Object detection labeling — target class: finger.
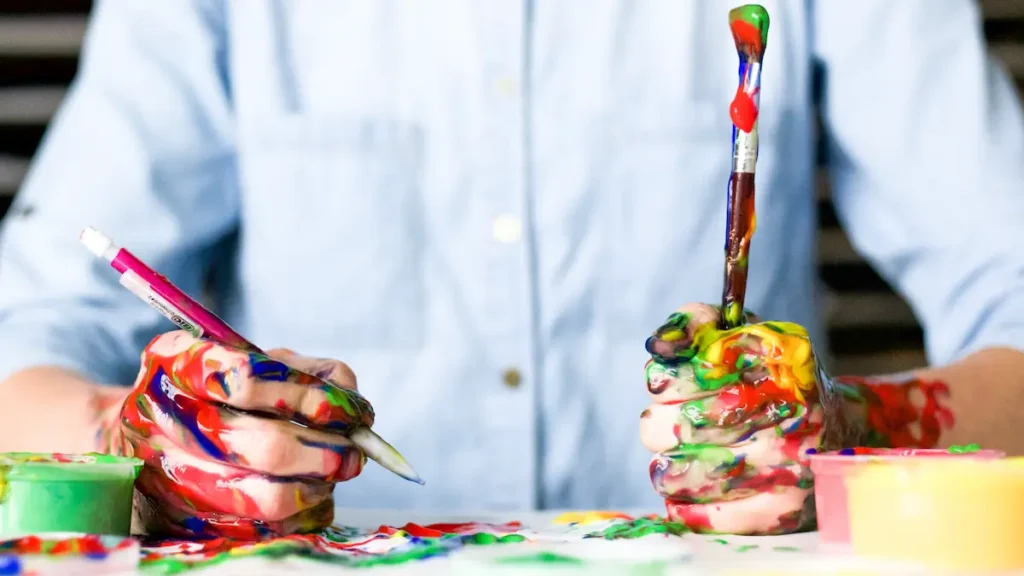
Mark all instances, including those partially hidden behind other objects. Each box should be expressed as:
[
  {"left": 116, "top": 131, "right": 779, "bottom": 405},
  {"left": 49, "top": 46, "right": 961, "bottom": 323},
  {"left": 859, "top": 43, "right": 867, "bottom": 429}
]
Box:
[
  {"left": 133, "top": 460, "right": 336, "bottom": 540},
  {"left": 649, "top": 434, "right": 816, "bottom": 502},
  {"left": 640, "top": 389, "right": 807, "bottom": 451},
  {"left": 143, "top": 332, "right": 374, "bottom": 431},
  {"left": 644, "top": 303, "right": 719, "bottom": 365},
  {"left": 124, "top": 371, "right": 365, "bottom": 481},
  {"left": 645, "top": 361, "right": 708, "bottom": 404},
  {"left": 132, "top": 446, "right": 335, "bottom": 528},
  {"left": 664, "top": 487, "right": 813, "bottom": 535},
  {"left": 266, "top": 348, "right": 358, "bottom": 390}
]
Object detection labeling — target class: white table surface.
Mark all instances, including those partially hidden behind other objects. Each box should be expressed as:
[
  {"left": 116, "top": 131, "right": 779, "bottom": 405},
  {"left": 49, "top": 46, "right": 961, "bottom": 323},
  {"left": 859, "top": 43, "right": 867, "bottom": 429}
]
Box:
[{"left": 18, "top": 508, "right": 939, "bottom": 575}]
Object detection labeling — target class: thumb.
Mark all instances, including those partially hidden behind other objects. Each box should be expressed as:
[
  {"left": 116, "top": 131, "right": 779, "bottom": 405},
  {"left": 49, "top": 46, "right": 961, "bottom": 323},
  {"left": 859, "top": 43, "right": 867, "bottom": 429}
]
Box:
[{"left": 265, "top": 348, "right": 359, "bottom": 391}]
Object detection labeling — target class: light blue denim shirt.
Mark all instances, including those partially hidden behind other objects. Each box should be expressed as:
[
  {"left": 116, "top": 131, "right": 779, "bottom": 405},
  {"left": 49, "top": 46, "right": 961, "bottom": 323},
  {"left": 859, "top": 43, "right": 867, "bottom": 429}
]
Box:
[{"left": 2, "top": 0, "right": 1023, "bottom": 512}]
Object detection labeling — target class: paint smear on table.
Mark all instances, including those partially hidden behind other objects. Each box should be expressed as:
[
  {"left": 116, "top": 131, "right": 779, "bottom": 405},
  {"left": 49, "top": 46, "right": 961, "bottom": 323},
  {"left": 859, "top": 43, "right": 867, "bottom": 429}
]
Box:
[{"left": 0, "top": 512, "right": 695, "bottom": 573}]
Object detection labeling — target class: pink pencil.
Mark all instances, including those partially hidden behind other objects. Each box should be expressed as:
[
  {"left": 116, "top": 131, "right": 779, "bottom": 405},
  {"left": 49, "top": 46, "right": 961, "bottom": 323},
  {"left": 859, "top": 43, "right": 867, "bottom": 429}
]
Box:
[{"left": 80, "top": 227, "right": 424, "bottom": 485}]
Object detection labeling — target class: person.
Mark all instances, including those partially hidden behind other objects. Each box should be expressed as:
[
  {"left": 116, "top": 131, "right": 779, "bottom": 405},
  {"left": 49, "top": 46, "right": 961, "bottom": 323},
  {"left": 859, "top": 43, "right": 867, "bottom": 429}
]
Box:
[{"left": 1, "top": 0, "right": 1023, "bottom": 537}]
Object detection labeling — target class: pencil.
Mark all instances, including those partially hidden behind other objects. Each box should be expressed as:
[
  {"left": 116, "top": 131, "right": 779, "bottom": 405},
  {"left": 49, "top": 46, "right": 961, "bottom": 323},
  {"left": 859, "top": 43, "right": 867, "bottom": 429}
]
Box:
[{"left": 80, "top": 226, "right": 424, "bottom": 485}]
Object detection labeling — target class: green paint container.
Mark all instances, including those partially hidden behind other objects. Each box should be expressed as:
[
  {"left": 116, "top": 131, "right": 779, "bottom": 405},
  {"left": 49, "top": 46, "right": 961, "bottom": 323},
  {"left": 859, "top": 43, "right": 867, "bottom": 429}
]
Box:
[{"left": 0, "top": 452, "right": 142, "bottom": 537}]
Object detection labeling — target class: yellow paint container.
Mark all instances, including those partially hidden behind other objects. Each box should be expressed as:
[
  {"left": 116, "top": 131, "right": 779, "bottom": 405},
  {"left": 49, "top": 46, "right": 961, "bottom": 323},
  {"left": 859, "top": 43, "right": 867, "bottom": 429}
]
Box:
[{"left": 847, "top": 457, "right": 1024, "bottom": 572}]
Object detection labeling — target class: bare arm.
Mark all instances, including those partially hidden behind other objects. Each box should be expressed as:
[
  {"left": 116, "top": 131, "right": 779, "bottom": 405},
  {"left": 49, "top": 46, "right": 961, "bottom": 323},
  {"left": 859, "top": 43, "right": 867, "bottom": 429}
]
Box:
[
  {"left": 837, "top": 347, "right": 1024, "bottom": 455},
  {"left": 0, "top": 368, "right": 128, "bottom": 454}
]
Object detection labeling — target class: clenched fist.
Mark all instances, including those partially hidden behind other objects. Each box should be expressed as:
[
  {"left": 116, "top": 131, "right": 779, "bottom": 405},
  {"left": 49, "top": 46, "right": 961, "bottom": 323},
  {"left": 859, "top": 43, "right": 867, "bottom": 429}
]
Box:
[
  {"left": 102, "top": 331, "right": 373, "bottom": 539},
  {"left": 640, "top": 304, "right": 858, "bottom": 535}
]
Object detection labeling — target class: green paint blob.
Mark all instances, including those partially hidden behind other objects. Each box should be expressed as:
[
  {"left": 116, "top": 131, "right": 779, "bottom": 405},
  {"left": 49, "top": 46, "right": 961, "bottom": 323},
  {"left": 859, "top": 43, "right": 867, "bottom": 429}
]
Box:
[
  {"left": 735, "top": 544, "right": 760, "bottom": 553},
  {"left": 498, "top": 534, "right": 527, "bottom": 543},
  {"left": 494, "top": 552, "right": 584, "bottom": 565},
  {"left": 323, "top": 385, "right": 355, "bottom": 414},
  {"left": 470, "top": 532, "right": 497, "bottom": 545},
  {"left": 711, "top": 538, "right": 730, "bottom": 545},
  {"left": 662, "top": 443, "right": 737, "bottom": 469},
  {"left": 587, "top": 517, "right": 689, "bottom": 540},
  {"left": 948, "top": 443, "right": 981, "bottom": 454},
  {"left": 0, "top": 453, "right": 141, "bottom": 537}
]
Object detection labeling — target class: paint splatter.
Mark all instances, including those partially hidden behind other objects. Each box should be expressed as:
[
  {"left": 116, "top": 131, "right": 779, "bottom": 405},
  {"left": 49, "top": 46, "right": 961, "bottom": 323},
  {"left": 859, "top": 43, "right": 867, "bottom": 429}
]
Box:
[
  {"left": 494, "top": 552, "right": 584, "bottom": 565},
  {"left": 0, "top": 515, "right": 695, "bottom": 572},
  {"left": 736, "top": 544, "right": 760, "bottom": 553},
  {"left": 948, "top": 443, "right": 981, "bottom": 454}
]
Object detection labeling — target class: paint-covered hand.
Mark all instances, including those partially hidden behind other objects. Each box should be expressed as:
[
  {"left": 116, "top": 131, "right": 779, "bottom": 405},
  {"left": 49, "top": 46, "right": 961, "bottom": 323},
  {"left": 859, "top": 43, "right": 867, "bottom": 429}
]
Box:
[
  {"left": 107, "top": 331, "right": 373, "bottom": 539},
  {"left": 639, "top": 303, "right": 856, "bottom": 535}
]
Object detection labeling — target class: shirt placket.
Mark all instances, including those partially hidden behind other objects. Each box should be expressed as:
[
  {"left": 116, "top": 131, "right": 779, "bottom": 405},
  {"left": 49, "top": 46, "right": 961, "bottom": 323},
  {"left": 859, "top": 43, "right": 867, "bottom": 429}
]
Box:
[{"left": 474, "top": 0, "right": 537, "bottom": 511}]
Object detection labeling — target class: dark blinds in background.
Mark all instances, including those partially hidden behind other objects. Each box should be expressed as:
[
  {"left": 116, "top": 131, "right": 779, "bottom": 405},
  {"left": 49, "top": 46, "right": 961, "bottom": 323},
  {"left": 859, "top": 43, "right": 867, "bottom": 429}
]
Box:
[{"left": 1, "top": 0, "right": 1022, "bottom": 375}]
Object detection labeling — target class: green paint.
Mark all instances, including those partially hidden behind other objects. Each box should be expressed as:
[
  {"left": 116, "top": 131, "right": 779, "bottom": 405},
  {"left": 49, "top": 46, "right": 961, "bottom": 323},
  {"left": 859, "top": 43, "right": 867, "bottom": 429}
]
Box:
[
  {"left": 661, "top": 443, "right": 737, "bottom": 469},
  {"left": 728, "top": 5, "right": 770, "bottom": 49},
  {"left": 0, "top": 453, "right": 141, "bottom": 537},
  {"left": 323, "top": 384, "right": 355, "bottom": 414},
  {"left": 711, "top": 538, "right": 730, "bottom": 545},
  {"left": 587, "top": 517, "right": 689, "bottom": 539},
  {"left": 772, "top": 546, "right": 800, "bottom": 552},
  {"left": 494, "top": 551, "right": 584, "bottom": 565},
  {"left": 948, "top": 443, "right": 981, "bottom": 454},
  {"left": 140, "top": 529, "right": 533, "bottom": 573},
  {"left": 735, "top": 544, "right": 760, "bottom": 553}
]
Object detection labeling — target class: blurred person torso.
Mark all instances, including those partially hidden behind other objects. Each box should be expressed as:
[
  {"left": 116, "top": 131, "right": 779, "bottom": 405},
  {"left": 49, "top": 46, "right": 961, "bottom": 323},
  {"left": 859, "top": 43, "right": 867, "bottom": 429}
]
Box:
[
  {"left": 10, "top": 0, "right": 1002, "bottom": 512},
  {"left": 220, "top": 0, "right": 818, "bottom": 511}
]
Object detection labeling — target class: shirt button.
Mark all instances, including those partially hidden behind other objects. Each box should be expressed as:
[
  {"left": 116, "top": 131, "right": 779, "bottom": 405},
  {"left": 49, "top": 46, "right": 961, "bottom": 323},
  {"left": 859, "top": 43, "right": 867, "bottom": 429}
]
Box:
[
  {"left": 492, "top": 214, "right": 522, "bottom": 243},
  {"left": 502, "top": 368, "right": 522, "bottom": 389},
  {"left": 495, "top": 77, "right": 518, "bottom": 96}
]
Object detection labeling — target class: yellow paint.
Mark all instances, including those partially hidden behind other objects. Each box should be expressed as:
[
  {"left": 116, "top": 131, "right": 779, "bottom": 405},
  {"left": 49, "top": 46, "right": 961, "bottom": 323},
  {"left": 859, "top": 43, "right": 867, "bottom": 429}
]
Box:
[
  {"left": 847, "top": 458, "right": 1024, "bottom": 572},
  {"left": 697, "top": 321, "right": 817, "bottom": 402},
  {"left": 551, "top": 511, "right": 632, "bottom": 525}
]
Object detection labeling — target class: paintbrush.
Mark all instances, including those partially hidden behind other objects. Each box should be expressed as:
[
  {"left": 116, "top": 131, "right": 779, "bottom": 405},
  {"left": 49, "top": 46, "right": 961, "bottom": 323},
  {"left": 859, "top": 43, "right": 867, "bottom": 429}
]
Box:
[{"left": 720, "top": 5, "right": 770, "bottom": 331}]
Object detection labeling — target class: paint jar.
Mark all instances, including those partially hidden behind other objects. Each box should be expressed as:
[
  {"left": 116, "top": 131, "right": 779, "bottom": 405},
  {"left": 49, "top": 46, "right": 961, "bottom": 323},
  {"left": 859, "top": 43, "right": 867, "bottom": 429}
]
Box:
[
  {"left": 808, "top": 447, "right": 1004, "bottom": 545},
  {"left": 846, "top": 457, "right": 1024, "bottom": 572},
  {"left": 0, "top": 453, "right": 142, "bottom": 538}
]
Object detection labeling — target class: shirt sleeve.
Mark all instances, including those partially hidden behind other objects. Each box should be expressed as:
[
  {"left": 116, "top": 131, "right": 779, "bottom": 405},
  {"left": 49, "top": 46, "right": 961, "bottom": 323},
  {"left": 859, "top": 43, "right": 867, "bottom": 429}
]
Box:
[
  {"left": 813, "top": 0, "right": 1024, "bottom": 365},
  {"left": 0, "top": 0, "right": 238, "bottom": 385}
]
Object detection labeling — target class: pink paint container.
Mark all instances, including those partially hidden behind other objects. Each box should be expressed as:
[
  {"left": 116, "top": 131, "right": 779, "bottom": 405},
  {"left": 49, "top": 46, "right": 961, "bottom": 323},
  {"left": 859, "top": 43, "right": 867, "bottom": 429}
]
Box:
[{"left": 808, "top": 447, "right": 1004, "bottom": 545}]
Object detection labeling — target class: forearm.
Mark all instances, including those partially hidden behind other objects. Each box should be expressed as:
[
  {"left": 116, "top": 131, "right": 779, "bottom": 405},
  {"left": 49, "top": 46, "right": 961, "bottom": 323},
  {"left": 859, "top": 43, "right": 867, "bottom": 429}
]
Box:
[
  {"left": 835, "top": 347, "right": 1024, "bottom": 455},
  {"left": 0, "top": 366, "right": 128, "bottom": 454}
]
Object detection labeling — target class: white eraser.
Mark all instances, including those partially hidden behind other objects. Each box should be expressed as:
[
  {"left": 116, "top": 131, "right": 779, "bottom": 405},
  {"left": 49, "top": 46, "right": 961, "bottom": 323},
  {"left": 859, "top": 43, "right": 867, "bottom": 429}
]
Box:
[{"left": 79, "top": 226, "right": 115, "bottom": 260}]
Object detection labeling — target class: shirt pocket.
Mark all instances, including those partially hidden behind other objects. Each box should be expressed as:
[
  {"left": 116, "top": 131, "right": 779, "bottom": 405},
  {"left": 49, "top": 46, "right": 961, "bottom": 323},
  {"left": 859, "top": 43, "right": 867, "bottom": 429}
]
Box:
[{"left": 237, "top": 115, "right": 426, "bottom": 351}]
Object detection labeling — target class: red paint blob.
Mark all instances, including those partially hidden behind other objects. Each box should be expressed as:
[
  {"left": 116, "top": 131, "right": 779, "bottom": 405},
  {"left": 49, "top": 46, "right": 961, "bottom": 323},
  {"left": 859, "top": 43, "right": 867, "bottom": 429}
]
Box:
[
  {"left": 730, "top": 88, "right": 758, "bottom": 133},
  {"left": 730, "top": 20, "right": 763, "bottom": 55}
]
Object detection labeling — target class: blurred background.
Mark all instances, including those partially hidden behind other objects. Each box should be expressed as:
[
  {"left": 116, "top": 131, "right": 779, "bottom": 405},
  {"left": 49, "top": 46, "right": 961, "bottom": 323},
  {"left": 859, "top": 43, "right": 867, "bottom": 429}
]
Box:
[{"left": 1, "top": 0, "right": 1022, "bottom": 376}]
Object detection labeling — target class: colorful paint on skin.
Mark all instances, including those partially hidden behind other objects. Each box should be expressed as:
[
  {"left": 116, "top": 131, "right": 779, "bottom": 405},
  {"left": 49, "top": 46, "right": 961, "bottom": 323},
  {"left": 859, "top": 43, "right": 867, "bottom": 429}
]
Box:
[
  {"left": 107, "top": 333, "right": 372, "bottom": 539},
  {"left": 832, "top": 375, "right": 955, "bottom": 448},
  {"left": 720, "top": 4, "right": 769, "bottom": 331},
  {"left": 641, "top": 310, "right": 957, "bottom": 535},
  {"left": 641, "top": 303, "right": 856, "bottom": 535}
]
